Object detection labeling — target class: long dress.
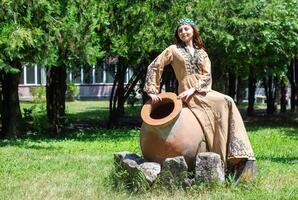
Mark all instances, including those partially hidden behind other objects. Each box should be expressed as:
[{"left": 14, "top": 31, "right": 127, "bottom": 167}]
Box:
[{"left": 143, "top": 44, "right": 255, "bottom": 166}]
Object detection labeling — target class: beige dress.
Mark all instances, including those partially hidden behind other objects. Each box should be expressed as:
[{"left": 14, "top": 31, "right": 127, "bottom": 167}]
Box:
[{"left": 144, "top": 44, "right": 255, "bottom": 166}]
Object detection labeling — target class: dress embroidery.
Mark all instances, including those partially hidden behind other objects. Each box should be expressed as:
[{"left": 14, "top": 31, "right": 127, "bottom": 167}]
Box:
[
  {"left": 176, "top": 44, "right": 200, "bottom": 75},
  {"left": 225, "top": 97, "right": 254, "bottom": 159}
]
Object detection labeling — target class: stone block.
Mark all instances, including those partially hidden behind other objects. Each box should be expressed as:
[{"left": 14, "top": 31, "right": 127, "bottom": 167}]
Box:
[
  {"left": 195, "top": 152, "right": 225, "bottom": 182},
  {"left": 139, "top": 162, "right": 161, "bottom": 184},
  {"left": 160, "top": 156, "right": 188, "bottom": 186},
  {"left": 113, "top": 152, "right": 160, "bottom": 184}
]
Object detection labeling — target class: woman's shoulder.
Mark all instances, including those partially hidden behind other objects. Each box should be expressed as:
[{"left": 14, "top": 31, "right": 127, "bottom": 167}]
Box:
[
  {"left": 161, "top": 45, "right": 178, "bottom": 54},
  {"left": 198, "top": 48, "right": 208, "bottom": 57},
  {"left": 165, "top": 44, "right": 182, "bottom": 52},
  {"left": 166, "top": 44, "right": 176, "bottom": 50}
]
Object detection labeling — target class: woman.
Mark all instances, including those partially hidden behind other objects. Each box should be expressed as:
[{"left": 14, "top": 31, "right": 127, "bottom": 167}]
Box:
[{"left": 143, "top": 18, "right": 256, "bottom": 181}]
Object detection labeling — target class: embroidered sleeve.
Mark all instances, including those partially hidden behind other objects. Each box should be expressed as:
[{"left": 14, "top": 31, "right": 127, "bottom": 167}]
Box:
[
  {"left": 144, "top": 47, "right": 173, "bottom": 94},
  {"left": 194, "top": 49, "right": 212, "bottom": 93}
]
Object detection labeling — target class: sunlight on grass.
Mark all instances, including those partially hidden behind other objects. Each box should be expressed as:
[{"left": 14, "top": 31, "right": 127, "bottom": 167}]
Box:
[
  {"left": 0, "top": 126, "right": 297, "bottom": 199},
  {"left": 4, "top": 101, "right": 297, "bottom": 199}
]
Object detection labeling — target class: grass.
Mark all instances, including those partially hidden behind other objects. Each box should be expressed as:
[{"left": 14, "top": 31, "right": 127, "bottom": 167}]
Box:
[{"left": 1, "top": 100, "right": 297, "bottom": 199}]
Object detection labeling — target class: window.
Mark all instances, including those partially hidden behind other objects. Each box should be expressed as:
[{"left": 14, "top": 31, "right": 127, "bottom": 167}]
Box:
[
  {"left": 95, "top": 65, "right": 104, "bottom": 83},
  {"left": 83, "top": 66, "right": 93, "bottom": 84},
  {"left": 125, "top": 68, "right": 134, "bottom": 83},
  {"left": 26, "top": 66, "right": 35, "bottom": 84},
  {"left": 105, "top": 65, "right": 115, "bottom": 83},
  {"left": 37, "top": 67, "right": 46, "bottom": 84},
  {"left": 72, "top": 68, "right": 81, "bottom": 84}
]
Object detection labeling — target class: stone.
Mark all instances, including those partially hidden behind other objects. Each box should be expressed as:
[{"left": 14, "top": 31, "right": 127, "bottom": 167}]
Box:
[
  {"left": 160, "top": 156, "right": 188, "bottom": 186},
  {"left": 114, "top": 151, "right": 144, "bottom": 166},
  {"left": 183, "top": 177, "right": 195, "bottom": 188},
  {"left": 195, "top": 152, "right": 225, "bottom": 182},
  {"left": 139, "top": 162, "right": 161, "bottom": 184},
  {"left": 114, "top": 152, "right": 160, "bottom": 184},
  {"left": 114, "top": 152, "right": 144, "bottom": 175}
]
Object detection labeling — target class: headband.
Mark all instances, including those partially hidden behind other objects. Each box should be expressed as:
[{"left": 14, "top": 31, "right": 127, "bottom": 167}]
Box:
[{"left": 178, "top": 18, "right": 196, "bottom": 26}]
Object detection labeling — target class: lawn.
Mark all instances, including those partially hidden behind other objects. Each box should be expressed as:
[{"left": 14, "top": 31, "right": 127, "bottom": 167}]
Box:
[{"left": 0, "top": 101, "right": 297, "bottom": 199}]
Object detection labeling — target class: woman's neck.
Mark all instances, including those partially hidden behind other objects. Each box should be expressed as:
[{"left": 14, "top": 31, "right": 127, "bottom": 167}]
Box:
[{"left": 184, "top": 40, "right": 194, "bottom": 48}]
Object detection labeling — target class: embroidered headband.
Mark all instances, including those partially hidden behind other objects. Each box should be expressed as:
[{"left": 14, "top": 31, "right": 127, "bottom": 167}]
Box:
[{"left": 178, "top": 18, "right": 196, "bottom": 26}]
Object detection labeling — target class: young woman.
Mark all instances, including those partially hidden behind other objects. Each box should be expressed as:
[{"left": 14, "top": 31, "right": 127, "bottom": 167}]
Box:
[{"left": 144, "top": 18, "right": 256, "bottom": 181}]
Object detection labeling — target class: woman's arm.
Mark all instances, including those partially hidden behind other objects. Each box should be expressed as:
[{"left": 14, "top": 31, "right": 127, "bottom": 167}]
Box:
[{"left": 144, "top": 47, "right": 173, "bottom": 102}]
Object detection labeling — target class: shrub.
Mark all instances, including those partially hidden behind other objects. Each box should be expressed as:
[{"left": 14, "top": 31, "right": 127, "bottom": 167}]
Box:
[
  {"left": 30, "top": 86, "right": 46, "bottom": 103},
  {"left": 66, "top": 82, "right": 79, "bottom": 101}
]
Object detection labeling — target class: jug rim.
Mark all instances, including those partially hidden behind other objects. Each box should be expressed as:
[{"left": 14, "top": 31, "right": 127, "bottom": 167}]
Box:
[{"left": 141, "top": 92, "right": 182, "bottom": 126}]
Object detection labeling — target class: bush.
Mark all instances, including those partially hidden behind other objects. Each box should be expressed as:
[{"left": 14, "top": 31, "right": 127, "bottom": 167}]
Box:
[
  {"left": 30, "top": 86, "right": 46, "bottom": 103},
  {"left": 127, "top": 89, "right": 139, "bottom": 108},
  {"left": 23, "top": 104, "right": 47, "bottom": 134},
  {"left": 66, "top": 82, "right": 79, "bottom": 101}
]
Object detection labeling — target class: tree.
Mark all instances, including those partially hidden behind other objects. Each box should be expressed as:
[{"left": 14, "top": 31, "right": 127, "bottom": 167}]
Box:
[
  {"left": 256, "top": 0, "right": 298, "bottom": 114},
  {"left": 0, "top": 0, "right": 49, "bottom": 138},
  {"left": 105, "top": 0, "right": 184, "bottom": 126},
  {"left": 43, "top": 0, "right": 107, "bottom": 134}
]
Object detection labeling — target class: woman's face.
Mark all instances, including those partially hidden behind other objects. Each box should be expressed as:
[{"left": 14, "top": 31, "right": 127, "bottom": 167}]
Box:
[{"left": 177, "top": 24, "right": 194, "bottom": 43}]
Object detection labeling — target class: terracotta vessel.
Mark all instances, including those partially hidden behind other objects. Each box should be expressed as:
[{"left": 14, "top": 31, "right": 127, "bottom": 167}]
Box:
[{"left": 140, "top": 92, "right": 206, "bottom": 168}]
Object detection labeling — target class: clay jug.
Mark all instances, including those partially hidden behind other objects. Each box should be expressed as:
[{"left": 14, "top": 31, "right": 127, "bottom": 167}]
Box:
[{"left": 140, "top": 92, "right": 206, "bottom": 168}]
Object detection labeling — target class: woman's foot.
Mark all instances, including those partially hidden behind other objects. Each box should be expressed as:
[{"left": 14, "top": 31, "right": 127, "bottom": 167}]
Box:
[{"left": 235, "top": 160, "right": 257, "bottom": 184}]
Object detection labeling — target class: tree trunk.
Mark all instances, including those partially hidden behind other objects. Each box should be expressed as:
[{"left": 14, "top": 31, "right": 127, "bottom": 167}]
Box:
[
  {"left": 236, "top": 76, "right": 242, "bottom": 105},
  {"left": 295, "top": 57, "right": 298, "bottom": 110},
  {"left": 224, "top": 72, "right": 229, "bottom": 94},
  {"left": 263, "top": 76, "right": 277, "bottom": 114},
  {"left": 1, "top": 61, "right": 22, "bottom": 138},
  {"left": 46, "top": 66, "right": 67, "bottom": 135},
  {"left": 161, "top": 65, "right": 178, "bottom": 93},
  {"left": 108, "top": 60, "right": 147, "bottom": 127},
  {"left": 228, "top": 70, "right": 236, "bottom": 101},
  {"left": 247, "top": 67, "right": 256, "bottom": 115},
  {"left": 280, "top": 80, "right": 287, "bottom": 113},
  {"left": 108, "top": 61, "right": 126, "bottom": 126},
  {"left": 288, "top": 59, "right": 298, "bottom": 112},
  {"left": 116, "top": 63, "right": 126, "bottom": 117}
]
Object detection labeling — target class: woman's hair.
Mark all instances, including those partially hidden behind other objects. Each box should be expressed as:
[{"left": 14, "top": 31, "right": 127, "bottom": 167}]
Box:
[{"left": 175, "top": 24, "right": 205, "bottom": 49}]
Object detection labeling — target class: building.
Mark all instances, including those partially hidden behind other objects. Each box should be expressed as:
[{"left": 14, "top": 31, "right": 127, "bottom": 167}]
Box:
[{"left": 18, "top": 63, "right": 134, "bottom": 100}]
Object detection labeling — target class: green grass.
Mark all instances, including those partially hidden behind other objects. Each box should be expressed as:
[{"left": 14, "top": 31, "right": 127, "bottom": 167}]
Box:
[
  {"left": 20, "top": 100, "right": 142, "bottom": 121},
  {"left": 1, "top": 101, "right": 297, "bottom": 199}
]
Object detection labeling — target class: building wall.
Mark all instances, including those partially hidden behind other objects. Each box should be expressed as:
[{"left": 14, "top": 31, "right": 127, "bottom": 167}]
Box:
[{"left": 18, "top": 64, "right": 134, "bottom": 100}]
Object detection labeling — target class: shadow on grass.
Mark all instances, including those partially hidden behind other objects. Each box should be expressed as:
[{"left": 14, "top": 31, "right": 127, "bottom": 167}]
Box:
[
  {"left": 0, "top": 139, "right": 63, "bottom": 150},
  {"left": 243, "top": 111, "right": 298, "bottom": 137},
  {"left": 0, "top": 127, "right": 139, "bottom": 149},
  {"left": 66, "top": 109, "right": 109, "bottom": 121},
  {"left": 257, "top": 156, "right": 298, "bottom": 165},
  {"left": 246, "top": 125, "right": 298, "bottom": 140},
  {"left": 66, "top": 105, "right": 141, "bottom": 120}
]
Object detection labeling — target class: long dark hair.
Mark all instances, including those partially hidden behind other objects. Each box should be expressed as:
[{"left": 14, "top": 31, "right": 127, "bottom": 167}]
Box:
[{"left": 175, "top": 24, "right": 205, "bottom": 49}]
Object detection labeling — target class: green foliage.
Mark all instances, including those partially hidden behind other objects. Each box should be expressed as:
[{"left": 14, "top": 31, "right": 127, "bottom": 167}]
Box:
[
  {"left": 0, "top": 0, "right": 52, "bottom": 71},
  {"left": 126, "top": 89, "right": 139, "bottom": 108},
  {"left": 30, "top": 86, "right": 46, "bottom": 103},
  {"left": 109, "top": 164, "right": 150, "bottom": 193},
  {"left": 66, "top": 82, "right": 79, "bottom": 101},
  {"left": 22, "top": 104, "right": 47, "bottom": 133}
]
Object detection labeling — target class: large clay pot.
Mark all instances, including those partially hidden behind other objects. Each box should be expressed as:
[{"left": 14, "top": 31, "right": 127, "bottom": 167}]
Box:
[{"left": 140, "top": 92, "right": 206, "bottom": 168}]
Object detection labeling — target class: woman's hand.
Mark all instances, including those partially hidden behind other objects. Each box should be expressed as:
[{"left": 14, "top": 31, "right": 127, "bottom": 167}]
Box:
[
  {"left": 178, "top": 88, "right": 196, "bottom": 103},
  {"left": 148, "top": 93, "right": 161, "bottom": 104}
]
